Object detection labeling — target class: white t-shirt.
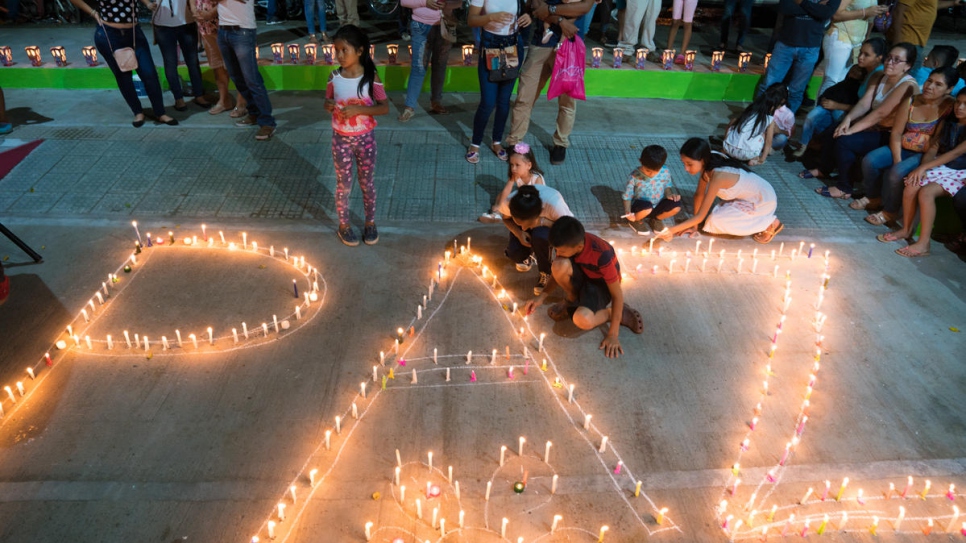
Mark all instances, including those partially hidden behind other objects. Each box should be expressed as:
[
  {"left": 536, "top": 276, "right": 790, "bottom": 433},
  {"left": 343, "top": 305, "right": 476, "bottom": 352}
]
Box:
[
  {"left": 497, "top": 184, "right": 573, "bottom": 221},
  {"left": 218, "top": 0, "right": 256, "bottom": 28},
  {"left": 470, "top": 0, "right": 519, "bottom": 35},
  {"left": 723, "top": 114, "right": 772, "bottom": 162},
  {"left": 153, "top": 0, "right": 193, "bottom": 27}
]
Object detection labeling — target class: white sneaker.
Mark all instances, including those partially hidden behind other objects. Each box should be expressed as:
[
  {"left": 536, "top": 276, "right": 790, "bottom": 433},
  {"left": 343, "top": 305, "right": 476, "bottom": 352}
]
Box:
[
  {"left": 516, "top": 256, "right": 535, "bottom": 272},
  {"left": 479, "top": 212, "right": 503, "bottom": 224}
]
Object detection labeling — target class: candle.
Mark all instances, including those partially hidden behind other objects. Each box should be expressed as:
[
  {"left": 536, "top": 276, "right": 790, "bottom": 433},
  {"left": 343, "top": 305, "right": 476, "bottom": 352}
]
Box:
[
  {"left": 800, "top": 487, "right": 813, "bottom": 504},
  {"left": 781, "top": 514, "right": 794, "bottom": 537},
  {"left": 416, "top": 498, "right": 422, "bottom": 519},
  {"left": 501, "top": 518, "right": 508, "bottom": 538},
  {"left": 731, "top": 478, "right": 740, "bottom": 495},
  {"left": 902, "top": 476, "right": 913, "bottom": 498},
  {"left": 466, "top": 351, "right": 472, "bottom": 364},
  {"left": 634, "top": 480, "right": 642, "bottom": 497},
  {"left": 455, "top": 481, "right": 460, "bottom": 499},
  {"left": 439, "top": 518, "right": 445, "bottom": 536},
  {"left": 485, "top": 481, "right": 492, "bottom": 501},
  {"left": 544, "top": 441, "right": 552, "bottom": 463},
  {"left": 411, "top": 369, "right": 417, "bottom": 384},
  {"left": 598, "top": 525, "right": 609, "bottom": 542},
  {"left": 552, "top": 474, "right": 558, "bottom": 494},
  {"left": 717, "top": 258, "right": 724, "bottom": 273},
  {"left": 857, "top": 488, "right": 865, "bottom": 504},
  {"left": 538, "top": 333, "right": 546, "bottom": 352},
  {"left": 584, "top": 414, "right": 592, "bottom": 430},
  {"left": 921, "top": 479, "right": 932, "bottom": 499},
  {"left": 335, "top": 416, "right": 341, "bottom": 434},
  {"left": 518, "top": 436, "right": 526, "bottom": 457},
  {"left": 836, "top": 477, "right": 849, "bottom": 501},
  {"left": 870, "top": 516, "right": 879, "bottom": 536},
  {"left": 568, "top": 384, "right": 575, "bottom": 403},
  {"left": 599, "top": 436, "right": 608, "bottom": 453},
  {"left": 947, "top": 505, "right": 960, "bottom": 532},
  {"left": 551, "top": 514, "right": 562, "bottom": 533},
  {"left": 431, "top": 507, "right": 438, "bottom": 528}
]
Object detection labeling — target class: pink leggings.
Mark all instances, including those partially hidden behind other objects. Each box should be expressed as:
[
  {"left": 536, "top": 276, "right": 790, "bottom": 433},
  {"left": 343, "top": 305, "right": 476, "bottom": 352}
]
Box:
[
  {"left": 333, "top": 131, "right": 377, "bottom": 225},
  {"left": 672, "top": 0, "right": 698, "bottom": 22}
]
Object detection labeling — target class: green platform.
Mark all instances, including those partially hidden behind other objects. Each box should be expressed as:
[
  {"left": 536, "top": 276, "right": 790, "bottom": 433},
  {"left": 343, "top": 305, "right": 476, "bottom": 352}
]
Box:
[{"left": 0, "top": 63, "right": 822, "bottom": 102}]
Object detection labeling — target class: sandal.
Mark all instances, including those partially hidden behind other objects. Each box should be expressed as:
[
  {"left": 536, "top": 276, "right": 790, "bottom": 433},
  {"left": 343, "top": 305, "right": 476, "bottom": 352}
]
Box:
[
  {"left": 229, "top": 107, "right": 249, "bottom": 119},
  {"left": 465, "top": 148, "right": 480, "bottom": 164},
  {"left": 849, "top": 196, "right": 870, "bottom": 210},
  {"left": 491, "top": 144, "right": 508, "bottom": 161},
  {"left": 798, "top": 169, "right": 817, "bottom": 179},
  {"left": 429, "top": 102, "right": 449, "bottom": 115},
  {"left": 864, "top": 211, "right": 893, "bottom": 226},
  {"left": 896, "top": 246, "right": 930, "bottom": 258},
  {"left": 397, "top": 107, "right": 415, "bottom": 122},
  {"left": 815, "top": 186, "right": 850, "bottom": 199},
  {"left": 547, "top": 302, "right": 575, "bottom": 322},
  {"left": 752, "top": 220, "right": 784, "bottom": 244},
  {"left": 620, "top": 305, "right": 644, "bottom": 334},
  {"left": 208, "top": 103, "right": 229, "bottom": 115},
  {"left": 876, "top": 231, "right": 905, "bottom": 243}
]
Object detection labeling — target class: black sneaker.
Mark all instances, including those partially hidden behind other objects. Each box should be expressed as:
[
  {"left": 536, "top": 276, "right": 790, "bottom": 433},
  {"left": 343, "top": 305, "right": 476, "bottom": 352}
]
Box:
[
  {"left": 515, "top": 255, "right": 535, "bottom": 272},
  {"left": 550, "top": 145, "right": 567, "bottom": 165},
  {"left": 603, "top": 39, "right": 619, "bottom": 48},
  {"left": 534, "top": 272, "right": 550, "bottom": 295},
  {"left": 338, "top": 225, "right": 360, "bottom": 247},
  {"left": 628, "top": 219, "right": 650, "bottom": 236},
  {"left": 363, "top": 223, "right": 379, "bottom": 245}
]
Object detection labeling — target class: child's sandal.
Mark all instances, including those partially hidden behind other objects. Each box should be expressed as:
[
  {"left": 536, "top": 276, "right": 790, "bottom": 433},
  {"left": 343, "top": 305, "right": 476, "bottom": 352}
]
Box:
[{"left": 465, "top": 149, "right": 480, "bottom": 164}]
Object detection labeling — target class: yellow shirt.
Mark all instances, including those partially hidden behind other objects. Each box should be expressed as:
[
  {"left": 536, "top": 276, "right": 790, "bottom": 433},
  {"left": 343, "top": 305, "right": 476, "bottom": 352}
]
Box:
[{"left": 897, "top": 0, "right": 937, "bottom": 47}]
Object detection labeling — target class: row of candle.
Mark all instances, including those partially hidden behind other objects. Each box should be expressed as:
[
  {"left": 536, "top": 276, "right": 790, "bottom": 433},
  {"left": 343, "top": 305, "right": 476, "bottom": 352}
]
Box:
[{"left": 590, "top": 48, "right": 764, "bottom": 73}]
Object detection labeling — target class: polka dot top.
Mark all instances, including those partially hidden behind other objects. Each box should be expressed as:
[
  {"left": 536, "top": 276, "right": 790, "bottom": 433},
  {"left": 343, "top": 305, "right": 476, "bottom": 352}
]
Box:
[{"left": 99, "top": 0, "right": 137, "bottom": 24}]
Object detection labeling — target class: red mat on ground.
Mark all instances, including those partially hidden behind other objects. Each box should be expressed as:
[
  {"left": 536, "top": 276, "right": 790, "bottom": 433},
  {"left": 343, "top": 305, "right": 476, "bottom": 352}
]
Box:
[{"left": 0, "top": 139, "right": 44, "bottom": 181}]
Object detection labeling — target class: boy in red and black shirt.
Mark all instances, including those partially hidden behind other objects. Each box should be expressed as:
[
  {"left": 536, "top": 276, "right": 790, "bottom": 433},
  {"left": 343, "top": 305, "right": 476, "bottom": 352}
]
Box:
[{"left": 524, "top": 216, "right": 643, "bottom": 358}]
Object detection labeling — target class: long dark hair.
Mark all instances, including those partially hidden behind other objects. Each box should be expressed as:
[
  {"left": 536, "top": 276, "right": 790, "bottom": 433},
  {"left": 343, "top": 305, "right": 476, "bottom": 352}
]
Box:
[
  {"left": 732, "top": 83, "right": 788, "bottom": 138},
  {"left": 681, "top": 137, "right": 749, "bottom": 173},
  {"left": 333, "top": 25, "right": 377, "bottom": 100},
  {"left": 506, "top": 143, "right": 544, "bottom": 181}
]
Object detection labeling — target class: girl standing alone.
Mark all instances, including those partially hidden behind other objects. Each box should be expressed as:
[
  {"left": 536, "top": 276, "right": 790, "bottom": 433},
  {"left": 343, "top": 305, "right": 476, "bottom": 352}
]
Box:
[{"left": 324, "top": 25, "right": 389, "bottom": 246}]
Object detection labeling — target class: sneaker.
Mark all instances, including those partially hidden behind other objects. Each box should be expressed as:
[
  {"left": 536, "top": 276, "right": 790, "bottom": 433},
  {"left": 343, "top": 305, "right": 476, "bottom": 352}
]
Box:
[
  {"left": 267, "top": 16, "right": 282, "bottom": 24},
  {"left": 235, "top": 115, "right": 257, "bottom": 127},
  {"left": 541, "top": 27, "right": 554, "bottom": 44},
  {"left": 338, "top": 225, "right": 360, "bottom": 247},
  {"left": 603, "top": 39, "right": 619, "bottom": 48},
  {"left": 363, "top": 223, "right": 379, "bottom": 245},
  {"left": 0, "top": 122, "right": 12, "bottom": 135},
  {"left": 533, "top": 272, "right": 550, "bottom": 296},
  {"left": 255, "top": 125, "right": 276, "bottom": 141},
  {"left": 401, "top": 31, "right": 411, "bottom": 41},
  {"left": 550, "top": 145, "right": 566, "bottom": 165},
  {"left": 479, "top": 211, "right": 503, "bottom": 224},
  {"left": 647, "top": 217, "right": 667, "bottom": 234},
  {"left": 515, "top": 255, "right": 535, "bottom": 272},
  {"left": 628, "top": 219, "right": 650, "bottom": 236}
]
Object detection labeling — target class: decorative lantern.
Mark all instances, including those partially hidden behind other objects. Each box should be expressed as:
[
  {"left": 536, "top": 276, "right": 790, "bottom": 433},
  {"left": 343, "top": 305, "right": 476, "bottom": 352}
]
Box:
[
  {"left": 635, "top": 48, "right": 648, "bottom": 69},
  {"left": 612, "top": 48, "right": 623, "bottom": 69},
  {"left": 82, "top": 45, "right": 98, "bottom": 66},
  {"left": 684, "top": 50, "right": 695, "bottom": 71},
  {"left": 661, "top": 49, "right": 675, "bottom": 70},
  {"left": 25, "top": 45, "right": 42, "bottom": 67},
  {"left": 386, "top": 43, "right": 398, "bottom": 65},
  {"left": 711, "top": 50, "right": 724, "bottom": 72},
  {"left": 591, "top": 47, "right": 603, "bottom": 68},
  {"left": 287, "top": 43, "right": 300, "bottom": 64},
  {"left": 407, "top": 44, "right": 412, "bottom": 59},
  {"left": 271, "top": 43, "right": 284, "bottom": 64},
  {"left": 764, "top": 53, "right": 772, "bottom": 70},
  {"left": 462, "top": 44, "right": 474, "bottom": 66},
  {"left": 50, "top": 46, "right": 67, "bottom": 67},
  {"left": 322, "top": 43, "right": 334, "bottom": 65},
  {"left": 0, "top": 46, "right": 14, "bottom": 67},
  {"left": 304, "top": 43, "right": 317, "bottom": 64},
  {"left": 738, "top": 51, "right": 752, "bottom": 73}
]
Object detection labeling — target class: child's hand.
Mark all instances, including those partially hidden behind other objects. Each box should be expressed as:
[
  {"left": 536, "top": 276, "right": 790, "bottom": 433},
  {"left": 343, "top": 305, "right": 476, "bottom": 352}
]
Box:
[
  {"left": 599, "top": 335, "right": 623, "bottom": 358},
  {"left": 524, "top": 298, "right": 541, "bottom": 316},
  {"left": 904, "top": 167, "right": 926, "bottom": 186},
  {"left": 342, "top": 105, "right": 363, "bottom": 118},
  {"left": 323, "top": 99, "right": 336, "bottom": 113},
  {"left": 669, "top": 193, "right": 681, "bottom": 202},
  {"left": 516, "top": 230, "right": 532, "bottom": 247}
]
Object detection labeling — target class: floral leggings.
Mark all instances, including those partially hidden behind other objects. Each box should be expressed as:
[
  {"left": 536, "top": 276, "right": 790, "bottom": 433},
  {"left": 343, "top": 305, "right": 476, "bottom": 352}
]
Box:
[{"left": 333, "top": 131, "right": 377, "bottom": 225}]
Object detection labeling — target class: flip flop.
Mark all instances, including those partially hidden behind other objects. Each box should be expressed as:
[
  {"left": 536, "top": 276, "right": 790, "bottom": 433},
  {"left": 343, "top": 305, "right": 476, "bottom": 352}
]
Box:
[
  {"left": 208, "top": 103, "right": 229, "bottom": 115},
  {"left": 798, "top": 170, "right": 816, "bottom": 179},
  {"left": 895, "top": 247, "right": 930, "bottom": 258},
  {"left": 849, "top": 196, "right": 870, "bottom": 210},
  {"left": 753, "top": 220, "right": 784, "bottom": 244},
  {"left": 876, "top": 231, "right": 905, "bottom": 243},
  {"left": 864, "top": 211, "right": 892, "bottom": 226},
  {"left": 815, "top": 186, "right": 850, "bottom": 199},
  {"left": 620, "top": 305, "right": 644, "bottom": 334}
]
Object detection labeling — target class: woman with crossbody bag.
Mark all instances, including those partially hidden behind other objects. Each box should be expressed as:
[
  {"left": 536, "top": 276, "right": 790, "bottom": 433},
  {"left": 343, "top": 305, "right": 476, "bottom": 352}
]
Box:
[
  {"left": 70, "top": 0, "right": 177, "bottom": 126},
  {"left": 145, "top": 0, "right": 212, "bottom": 111},
  {"left": 465, "top": 0, "right": 531, "bottom": 163}
]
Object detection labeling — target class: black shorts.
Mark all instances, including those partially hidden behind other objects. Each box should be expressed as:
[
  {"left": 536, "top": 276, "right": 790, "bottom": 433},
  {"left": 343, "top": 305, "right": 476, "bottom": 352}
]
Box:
[
  {"left": 631, "top": 197, "right": 681, "bottom": 216},
  {"left": 569, "top": 261, "right": 613, "bottom": 313}
]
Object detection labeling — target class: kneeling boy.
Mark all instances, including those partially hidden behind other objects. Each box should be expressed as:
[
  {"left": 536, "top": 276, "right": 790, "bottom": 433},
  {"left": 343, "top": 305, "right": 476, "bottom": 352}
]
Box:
[{"left": 524, "top": 216, "right": 643, "bottom": 358}]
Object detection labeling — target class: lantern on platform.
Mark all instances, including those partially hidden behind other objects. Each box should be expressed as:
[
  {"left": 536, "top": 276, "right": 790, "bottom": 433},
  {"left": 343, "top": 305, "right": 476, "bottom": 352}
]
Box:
[
  {"left": 387, "top": 43, "right": 398, "bottom": 64},
  {"left": 612, "top": 48, "right": 623, "bottom": 69},
  {"left": 50, "top": 46, "right": 67, "bottom": 66},
  {"left": 82, "top": 45, "right": 98, "bottom": 66},
  {"left": 661, "top": 49, "right": 674, "bottom": 70},
  {"left": 591, "top": 47, "right": 603, "bottom": 68},
  {"left": 738, "top": 51, "right": 752, "bottom": 73},
  {"left": 25, "top": 45, "right": 42, "bottom": 66},
  {"left": 764, "top": 53, "right": 772, "bottom": 70},
  {"left": 711, "top": 50, "right": 724, "bottom": 72},
  {"left": 287, "top": 43, "right": 299, "bottom": 64},
  {"left": 635, "top": 48, "right": 648, "bottom": 69},
  {"left": 684, "top": 50, "right": 695, "bottom": 71},
  {"left": 322, "top": 43, "right": 334, "bottom": 64},
  {"left": 304, "top": 43, "right": 317, "bottom": 64},
  {"left": 1, "top": 46, "right": 14, "bottom": 66},
  {"left": 462, "top": 44, "right": 474, "bottom": 66},
  {"left": 271, "top": 43, "right": 284, "bottom": 63}
]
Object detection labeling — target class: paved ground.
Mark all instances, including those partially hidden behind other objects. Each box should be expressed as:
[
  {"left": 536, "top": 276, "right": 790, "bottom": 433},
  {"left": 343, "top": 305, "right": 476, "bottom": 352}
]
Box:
[{"left": 1, "top": 16, "right": 966, "bottom": 543}]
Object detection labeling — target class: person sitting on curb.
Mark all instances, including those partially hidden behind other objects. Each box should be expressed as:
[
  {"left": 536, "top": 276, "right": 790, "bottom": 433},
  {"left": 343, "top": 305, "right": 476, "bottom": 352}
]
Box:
[{"left": 524, "top": 216, "right": 644, "bottom": 359}]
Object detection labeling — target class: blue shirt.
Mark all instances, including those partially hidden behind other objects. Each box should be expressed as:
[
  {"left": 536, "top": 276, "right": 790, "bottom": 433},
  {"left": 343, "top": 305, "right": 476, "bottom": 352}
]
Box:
[{"left": 622, "top": 166, "right": 672, "bottom": 206}]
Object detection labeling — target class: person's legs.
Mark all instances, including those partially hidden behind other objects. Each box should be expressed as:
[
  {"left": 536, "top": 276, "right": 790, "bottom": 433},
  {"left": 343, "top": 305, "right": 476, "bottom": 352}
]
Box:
[
  {"left": 179, "top": 24, "right": 206, "bottom": 100},
  {"left": 428, "top": 25, "right": 451, "bottom": 106},
  {"left": 678, "top": 0, "right": 695, "bottom": 52},
  {"left": 492, "top": 78, "right": 516, "bottom": 144},
  {"left": 652, "top": 197, "right": 682, "bottom": 219},
  {"left": 154, "top": 25, "right": 185, "bottom": 102},
  {"left": 354, "top": 131, "right": 378, "bottom": 224},
  {"left": 94, "top": 26, "right": 144, "bottom": 116},
  {"left": 332, "top": 133, "right": 355, "bottom": 226},
  {"left": 785, "top": 45, "right": 819, "bottom": 114},
  {"left": 506, "top": 47, "right": 552, "bottom": 146},
  {"left": 617, "top": 0, "right": 645, "bottom": 51},
  {"left": 227, "top": 28, "right": 275, "bottom": 127},
  {"left": 798, "top": 106, "right": 835, "bottom": 147},
  {"left": 832, "top": 131, "right": 884, "bottom": 194},
  {"left": 893, "top": 180, "right": 922, "bottom": 238},
  {"left": 132, "top": 26, "right": 168, "bottom": 118},
  {"left": 404, "top": 21, "right": 431, "bottom": 110},
  {"left": 529, "top": 226, "right": 552, "bottom": 274},
  {"left": 267, "top": 0, "right": 277, "bottom": 21},
  {"left": 954, "top": 185, "right": 966, "bottom": 229},
  {"left": 550, "top": 257, "right": 577, "bottom": 303},
  {"left": 818, "top": 30, "right": 853, "bottom": 96},
  {"left": 734, "top": 0, "right": 754, "bottom": 48},
  {"left": 504, "top": 231, "right": 533, "bottom": 265},
  {"left": 901, "top": 183, "right": 947, "bottom": 255},
  {"left": 860, "top": 145, "right": 895, "bottom": 202},
  {"left": 471, "top": 59, "right": 498, "bottom": 147},
  {"left": 553, "top": 88, "right": 576, "bottom": 149},
  {"left": 718, "top": 0, "right": 737, "bottom": 47},
  {"left": 638, "top": 0, "right": 661, "bottom": 50},
  {"left": 760, "top": 41, "right": 794, "bottom": 99},
  {"left": 305, "top": 0, "right": 320, "bottom": 36},
  {"left": 219, "top": 28, "right": 256, "bottom": 115},
  {"left": 881, "top": 153, "right": 921, "bottom": 216}
]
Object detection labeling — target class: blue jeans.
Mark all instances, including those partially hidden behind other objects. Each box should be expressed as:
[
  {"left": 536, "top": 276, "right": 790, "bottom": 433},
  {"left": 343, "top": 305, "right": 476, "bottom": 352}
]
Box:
[
  {"left": 93, "top": 25, "right": 166, "bottom": 117},
  {"left": 472, "top": 31, "right": 523, "bottom": 147},
  {"left": 573, "top": 3, "right": 595, "bottom": 38},
  {"left": 719, "top": 0, "right": 753, "bottom": 47},
  {"left": 800, "top": 106, "right": 843, "bottom": 147},
  {"left": 505, "top": 226, "right": 552, "bottom": 274},
  {"left": 761, "top": 41, "right": 820, "bottom": 114},
  {"left": 821, "top": 130, "right": 886, "bottom": 193},
  {"left": 305, "top": 0, "right": 329, "bottom": 35},
  {"left": 217, "top": 27, "right": 276, "bottom": 128},
  {"left": 154, "top": 23, "right": 204, "bottom": 101},
  {"left": 861, "top": 146, "right": 922, "bottom": 214},
  {"left": 405, "top": 21, "right": 451, "bottom": 109}
]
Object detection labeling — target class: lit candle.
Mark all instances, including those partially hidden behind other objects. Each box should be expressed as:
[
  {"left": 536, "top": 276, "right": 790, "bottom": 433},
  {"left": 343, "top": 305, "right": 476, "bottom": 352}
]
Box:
[
  {"left": 635, "top": 481, "right": 642, "bottom": 497},
  {"left": 335, "top": 416, "right": 341, "bottom": 434},
  {"left": 544, "top": 441, "right": 552, "bottom": 463},
  {"left": 416, "top": 498, "right": 422, "bottom": 519},
  {"left": 921, "top": 479, "right": 932, "bottom": 499},
  {"left": 800, "top": 487, "right": 813, "bottom": 504},
  {"left": 598, "top": 525, "right": 609, "bottom": 542},
  {"left": 455, "top": 481, "right": 460, "bottom": 499},
  {"left": 568, "top": 384, "right": 575, "bottom": 403},
  {"left": 518, "top": 436, "right": 526, "bottom": 457},
  {"left": 277, "top": 503, "right": 285, "bottom": 521},
  {"left": 947, "top": 505, "right": 960, "bottom": 532},
  {"left": 902, "top": 476, "right": 913, "bottom": 498},
  {"left": 431, "top": 507, "right": 438, "bottom": 528},
  {"left": 552, "top": 474, "right": 558, "bottom": 494},
  {"left": 857, "top": 488, "right": 865, "bottom": 504},
  {"left": 870, "top": 516, "right": 879, "bottom": 536},
  {"left": 190, "top": 334, "right": 198, "bottom": 349},
  {"left": 207, "top": 327, "right": 214, "bottom": 345},
  {"left": 538, "top": 333, "right": 546, "bottom": 352},
  {"left": 836, "top": 477, "right": 849, "bottom": 501},
  {"left": 351, "top": 402, "right": 358, "bottom": 419},
  {"left": 466, "top": 351, "right": 472, "bottom": 364},
  {"left": 439, "top": 518, "right": 445, "bottom": 536},
  {"left": 500, "top": 445, "right": 506, "bottom": 466},
  {"left": 485, "top": 481, "right": 492, "bottom": 501},
  {"left": 781, "top": 514, "right": 794, "bottom": 537},
  {"left": 924, "top": 518, "right": 934, "bottom": 535},
  {"left": 501, "top": 518, "right": 508, "bottom": 539},
  {"left": 599, "top": 436, "right": 608, "bottom": 453},
  {"left": 949, "top": 484, "right": 957, "bottom": 500},
  {"left": 262, "top": 323, "right": 268, "bottom": 337},
  {"left": 364, "top": 521, "right": 372, "bottom": 541},
  {"left": 551, "top": 514, "right": 562, "bottom": 533},
  {"left": 584, "top": 414, "right": 592, "bottom": 429}
]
